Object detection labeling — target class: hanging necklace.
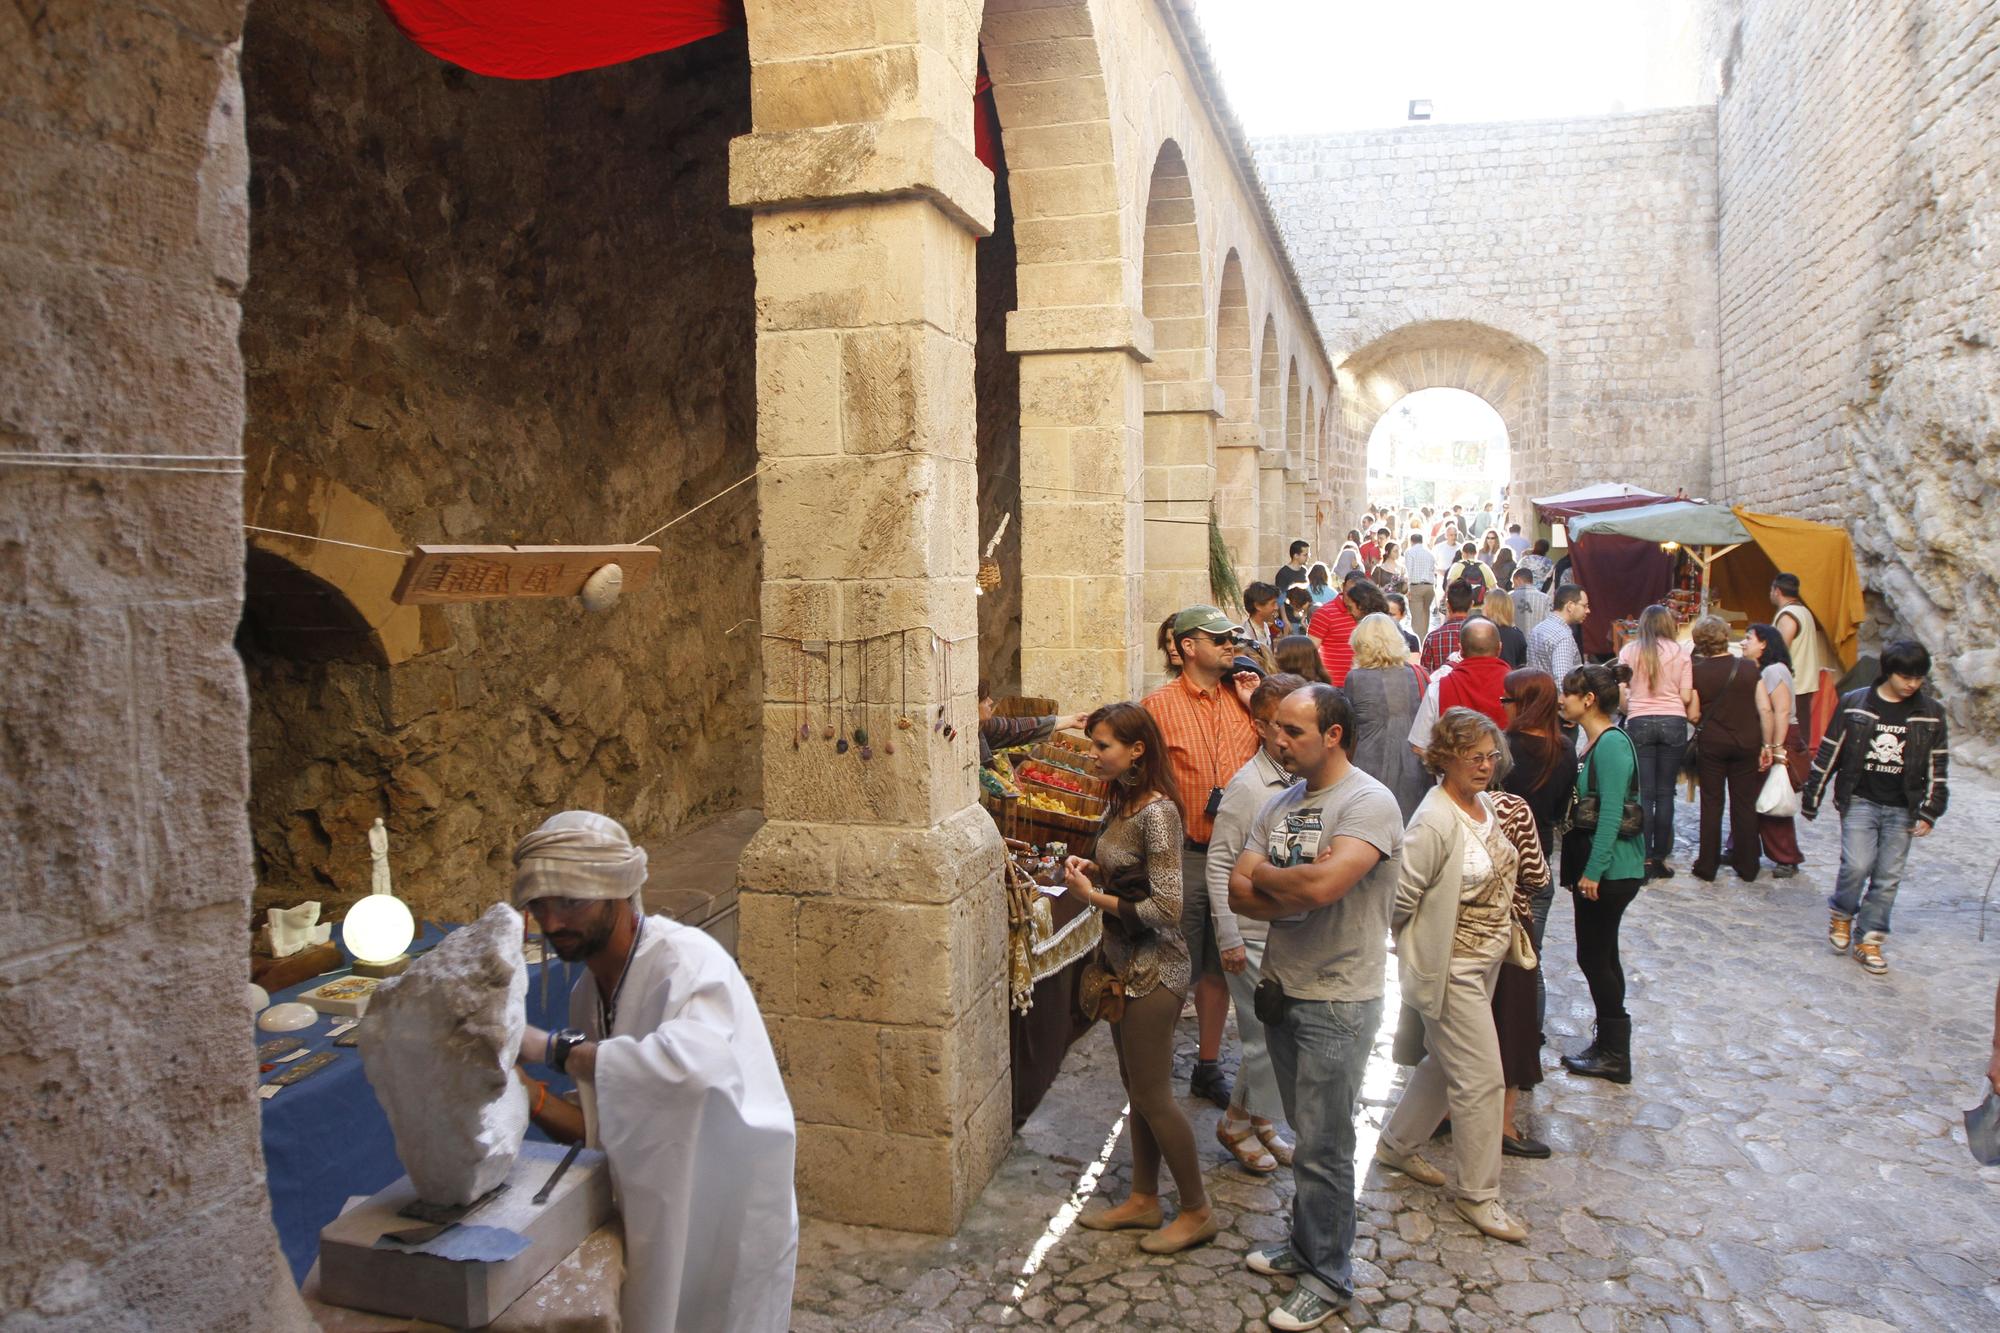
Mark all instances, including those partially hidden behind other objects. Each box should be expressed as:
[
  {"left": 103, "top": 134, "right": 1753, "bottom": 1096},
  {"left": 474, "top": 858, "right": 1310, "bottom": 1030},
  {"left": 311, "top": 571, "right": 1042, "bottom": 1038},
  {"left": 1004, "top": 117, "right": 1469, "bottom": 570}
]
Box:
[
  {"left": 883, "top": 632, "right": 899, "bottom": 755},
  {"left": 934, "top": 633, "right": 947, "bottom": 734},
  {"left": 835, "top": 640, "right": 851, "bottom": 754},
  {"left": 895, "top": 629, "right": 913, "bottom": 734},
  {"left": 795, "top": 641, "right": 807, "bottom": 748},
  {"left": 821, "top": 641, "right": 836, "bottom": 740},
  {"left": 941, "top": 635, "right": 957, "bottom": 743},
  {"left": 857, "top": 636, "right": 874, "bottom": 760},
  {"left": 598, "top": 908, "right": 644, "bottom": 1034}
]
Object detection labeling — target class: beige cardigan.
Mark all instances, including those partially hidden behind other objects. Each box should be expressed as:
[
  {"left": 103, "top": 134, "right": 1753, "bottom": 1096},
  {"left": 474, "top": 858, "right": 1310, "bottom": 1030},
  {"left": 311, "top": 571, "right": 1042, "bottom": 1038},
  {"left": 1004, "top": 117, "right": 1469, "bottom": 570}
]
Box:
[{"left": 1392, "top": 786, "right": 1546, "bottom": 1019}]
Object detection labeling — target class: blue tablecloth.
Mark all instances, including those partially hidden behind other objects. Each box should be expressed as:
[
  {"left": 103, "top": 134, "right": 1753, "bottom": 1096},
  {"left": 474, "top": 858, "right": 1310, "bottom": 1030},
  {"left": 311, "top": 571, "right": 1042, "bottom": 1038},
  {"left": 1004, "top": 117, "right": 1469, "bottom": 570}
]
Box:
[{"left": 257, "top": 923, "right": 581, "bottom": 1282}]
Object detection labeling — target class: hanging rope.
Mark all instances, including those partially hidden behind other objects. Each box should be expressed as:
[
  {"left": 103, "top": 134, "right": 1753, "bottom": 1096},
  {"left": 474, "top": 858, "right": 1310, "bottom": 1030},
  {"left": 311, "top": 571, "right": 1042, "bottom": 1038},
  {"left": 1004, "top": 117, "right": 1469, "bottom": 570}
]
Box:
[
  {"left": 0, "top": 451, "right": 245, "bottom": 476},
  {"left": 242, "top": 525, "right": 411, "bottom": 558}
]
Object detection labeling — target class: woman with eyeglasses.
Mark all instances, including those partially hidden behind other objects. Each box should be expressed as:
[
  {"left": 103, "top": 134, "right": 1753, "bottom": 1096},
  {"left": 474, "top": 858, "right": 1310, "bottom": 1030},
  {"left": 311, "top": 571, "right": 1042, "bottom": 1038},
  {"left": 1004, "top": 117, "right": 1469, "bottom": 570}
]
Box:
[
  {"left": 1375, "top": 707, "right": 1547, "bottom": 1243},
  {"left": 1557, "top": 663, "right": 1646, "bottom": 1084}
]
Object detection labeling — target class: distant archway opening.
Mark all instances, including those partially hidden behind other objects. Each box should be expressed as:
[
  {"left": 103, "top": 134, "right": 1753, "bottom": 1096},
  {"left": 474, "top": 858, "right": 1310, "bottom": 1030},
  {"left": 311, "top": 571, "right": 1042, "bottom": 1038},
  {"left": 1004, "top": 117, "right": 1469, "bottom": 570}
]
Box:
[{"left": 1364, "top": 387, "right": 1510, "bottom": 515}]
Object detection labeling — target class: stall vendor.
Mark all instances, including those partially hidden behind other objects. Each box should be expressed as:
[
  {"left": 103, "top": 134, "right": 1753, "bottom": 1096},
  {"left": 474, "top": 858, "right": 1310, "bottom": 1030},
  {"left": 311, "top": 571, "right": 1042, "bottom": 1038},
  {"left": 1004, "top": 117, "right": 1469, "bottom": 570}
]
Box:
[
  {"left": 979, "top": 681, "right": 1088, "bottom": 767},
  {"left": 514, "top": 811, "right": 796, "bottom": 1333}
]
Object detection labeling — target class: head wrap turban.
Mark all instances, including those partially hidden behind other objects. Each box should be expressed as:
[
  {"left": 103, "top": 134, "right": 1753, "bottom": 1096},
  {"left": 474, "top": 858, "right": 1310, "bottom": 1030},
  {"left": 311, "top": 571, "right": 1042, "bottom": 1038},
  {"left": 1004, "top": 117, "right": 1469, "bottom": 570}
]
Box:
[{"left": 512, "top": 810, "right": 649, "bottom": 906}]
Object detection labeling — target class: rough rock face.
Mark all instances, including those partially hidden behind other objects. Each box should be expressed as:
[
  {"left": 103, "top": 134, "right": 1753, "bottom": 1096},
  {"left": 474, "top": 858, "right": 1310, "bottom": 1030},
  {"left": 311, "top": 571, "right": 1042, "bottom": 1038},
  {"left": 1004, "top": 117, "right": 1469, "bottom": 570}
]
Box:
[
  {"left": 1706, "top": 0, "right": 2000, "bottom": 762},
  {"left": 360, "top": 904, "right": 530, "bottom": 1205},
  {"left": 237, "top": 0, "right": 760, "bottom": 923}
]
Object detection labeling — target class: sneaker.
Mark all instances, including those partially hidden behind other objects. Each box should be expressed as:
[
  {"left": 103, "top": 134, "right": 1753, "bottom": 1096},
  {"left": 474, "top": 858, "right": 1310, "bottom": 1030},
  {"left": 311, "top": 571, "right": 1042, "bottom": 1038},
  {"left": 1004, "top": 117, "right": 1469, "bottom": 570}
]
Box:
[
  {"left": 1189, "top": 1060, "right": 1232, "bottom": 1109},
  {"left": 1245, "top": 1244, "right": 1308, "bottom": 1277},
  {"left": 1267, "top": 1284, "right": 1344, "bottom": 1331},
  {"left": 1453, "top": 1196, "right": 1528, "bottom": 1243},
  {"left": 1854, "top": 930, "right": 1887, "bottom": 975},
  {"left": 1374, "top": 1141, "right": 1447, "bottom": 1186},
  {"left": 1828, "top": 913, "right": 1852, "bottom": 954}
]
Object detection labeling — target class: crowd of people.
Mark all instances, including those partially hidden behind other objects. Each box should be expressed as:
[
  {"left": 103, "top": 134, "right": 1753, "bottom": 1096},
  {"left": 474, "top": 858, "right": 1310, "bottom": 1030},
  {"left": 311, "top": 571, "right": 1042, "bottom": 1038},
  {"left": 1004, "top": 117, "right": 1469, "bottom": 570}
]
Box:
[{"left": 1025, "top": 500, "right": 1949, "bottom": 1331}]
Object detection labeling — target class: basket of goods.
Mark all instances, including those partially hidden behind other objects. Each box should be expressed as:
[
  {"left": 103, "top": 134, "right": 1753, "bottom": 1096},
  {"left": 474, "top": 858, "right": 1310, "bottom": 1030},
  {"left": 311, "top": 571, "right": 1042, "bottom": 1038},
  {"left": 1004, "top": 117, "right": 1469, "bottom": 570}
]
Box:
[{"left": 1025, "top": 744, "right": 1107, "bottom": 794}]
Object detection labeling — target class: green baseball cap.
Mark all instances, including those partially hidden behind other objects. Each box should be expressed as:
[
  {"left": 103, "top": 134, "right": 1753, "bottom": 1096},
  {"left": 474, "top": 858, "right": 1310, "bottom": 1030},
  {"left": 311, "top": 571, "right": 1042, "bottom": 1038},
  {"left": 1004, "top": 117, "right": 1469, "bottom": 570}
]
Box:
[{"left": 1171, "top": 605, "right": 1240, "bottom": 637}]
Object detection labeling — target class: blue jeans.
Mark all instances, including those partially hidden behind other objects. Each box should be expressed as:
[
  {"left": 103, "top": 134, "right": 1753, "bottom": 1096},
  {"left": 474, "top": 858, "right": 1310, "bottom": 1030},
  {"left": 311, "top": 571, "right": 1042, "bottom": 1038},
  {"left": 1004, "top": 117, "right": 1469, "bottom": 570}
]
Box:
[
  {"left": 1263, "top": 995, "right": 1383, "bottom": 1304},
  {"left": 1829, "top": 799, "right": 1915, "bottom": 936},
  {"left": 1626, "top": 715, "right": 1689, "bottom": 863}
]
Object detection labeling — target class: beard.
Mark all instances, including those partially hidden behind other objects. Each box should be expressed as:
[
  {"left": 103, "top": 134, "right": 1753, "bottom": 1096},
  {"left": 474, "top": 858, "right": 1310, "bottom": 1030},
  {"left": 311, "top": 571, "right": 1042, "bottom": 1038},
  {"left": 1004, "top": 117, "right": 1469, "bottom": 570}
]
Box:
[{"left": 542, "top": 901, "right": 623, "bottom": 961}]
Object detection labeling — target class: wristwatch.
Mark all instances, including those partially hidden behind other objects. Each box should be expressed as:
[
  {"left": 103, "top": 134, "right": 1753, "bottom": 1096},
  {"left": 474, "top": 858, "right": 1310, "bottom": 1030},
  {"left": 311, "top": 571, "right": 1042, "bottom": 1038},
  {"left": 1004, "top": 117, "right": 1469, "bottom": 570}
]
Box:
[{"left": 547, "top": 1028, "right": 588, "bottom": 1075}]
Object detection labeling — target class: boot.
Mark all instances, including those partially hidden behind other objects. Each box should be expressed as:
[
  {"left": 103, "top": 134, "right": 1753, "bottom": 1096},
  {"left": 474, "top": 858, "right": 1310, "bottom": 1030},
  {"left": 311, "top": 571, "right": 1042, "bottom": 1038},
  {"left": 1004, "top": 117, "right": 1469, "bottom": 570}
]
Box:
[{"left": 1561, "top": 1018, "right": 1631, "bottom": 1085}]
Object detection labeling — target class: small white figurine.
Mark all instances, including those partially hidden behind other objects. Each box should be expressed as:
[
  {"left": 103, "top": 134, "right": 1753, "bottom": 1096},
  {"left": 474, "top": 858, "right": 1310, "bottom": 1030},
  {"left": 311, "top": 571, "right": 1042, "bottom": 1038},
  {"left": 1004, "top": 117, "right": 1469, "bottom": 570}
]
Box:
[{"left": 370, "top": 817, "right": 393, "bottom": 897}]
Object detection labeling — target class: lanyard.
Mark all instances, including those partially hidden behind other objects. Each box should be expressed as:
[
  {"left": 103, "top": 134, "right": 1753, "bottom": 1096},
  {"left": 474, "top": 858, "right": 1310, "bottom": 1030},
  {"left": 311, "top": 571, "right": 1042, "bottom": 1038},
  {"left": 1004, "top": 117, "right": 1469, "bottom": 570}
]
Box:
[{"left": 598, "top": 910, "right": 643, "bottom": 1034}]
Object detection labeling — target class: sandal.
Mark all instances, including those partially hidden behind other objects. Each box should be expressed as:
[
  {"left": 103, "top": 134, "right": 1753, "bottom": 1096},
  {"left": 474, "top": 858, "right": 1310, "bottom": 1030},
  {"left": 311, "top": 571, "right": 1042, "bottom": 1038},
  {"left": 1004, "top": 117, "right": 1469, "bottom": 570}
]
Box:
[
  {"left": 1254, "top": 1121, "right": 1295, "bottom": 1167},
  {"left": 1216, "top": 1117, "right": 1278, "bottom": 1174}
]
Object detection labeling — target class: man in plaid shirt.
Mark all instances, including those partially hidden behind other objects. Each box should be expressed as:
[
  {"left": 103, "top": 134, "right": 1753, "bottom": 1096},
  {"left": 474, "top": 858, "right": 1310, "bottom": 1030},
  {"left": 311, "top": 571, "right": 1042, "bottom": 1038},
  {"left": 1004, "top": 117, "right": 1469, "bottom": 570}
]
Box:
[{"left": 1420, "top": 579, "right": 1476, "bottom": 674}]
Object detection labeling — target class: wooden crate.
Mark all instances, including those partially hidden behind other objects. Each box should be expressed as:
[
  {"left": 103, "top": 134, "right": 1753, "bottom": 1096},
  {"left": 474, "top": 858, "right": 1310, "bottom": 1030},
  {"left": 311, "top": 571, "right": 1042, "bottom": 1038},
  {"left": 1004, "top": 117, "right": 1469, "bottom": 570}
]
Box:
[{"left": 993, "top": 696, "right": 1058, "bottom": 718}]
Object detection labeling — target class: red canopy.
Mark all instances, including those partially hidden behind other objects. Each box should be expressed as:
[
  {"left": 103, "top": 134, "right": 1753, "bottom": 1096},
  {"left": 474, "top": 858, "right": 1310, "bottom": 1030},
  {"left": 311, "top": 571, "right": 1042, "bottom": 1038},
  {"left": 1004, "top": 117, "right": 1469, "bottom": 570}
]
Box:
[
  {"left": 372, "top": 2, "right": 1003, "bottom": 169},
  {"left": 376, "top": 0, "right": 745, "bottom": 80}
]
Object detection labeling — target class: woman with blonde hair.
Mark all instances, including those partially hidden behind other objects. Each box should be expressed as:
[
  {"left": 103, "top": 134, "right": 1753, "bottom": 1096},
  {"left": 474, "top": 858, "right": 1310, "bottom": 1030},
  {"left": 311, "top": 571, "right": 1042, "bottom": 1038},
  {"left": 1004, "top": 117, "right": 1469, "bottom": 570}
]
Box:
[
  {"left": 1376, "top": 707, "right": 1548, "bottom": 1243},
  {"left": 1344, "top": 613, "right": 1430, "bottom": 818},
  {"left": 1479, "top": 584, "right": 1528, "bottom": 668},
  {"left": 1616, "top": 604, "right": 1698, "bottom": 879}
]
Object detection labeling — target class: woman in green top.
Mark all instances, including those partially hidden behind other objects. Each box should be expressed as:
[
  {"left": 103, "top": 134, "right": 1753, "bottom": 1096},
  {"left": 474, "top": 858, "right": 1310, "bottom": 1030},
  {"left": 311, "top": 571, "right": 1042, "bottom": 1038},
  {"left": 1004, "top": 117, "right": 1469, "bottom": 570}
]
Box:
[{"left": 1557, "top": 663, "right": 1646, "bottom": 1085}]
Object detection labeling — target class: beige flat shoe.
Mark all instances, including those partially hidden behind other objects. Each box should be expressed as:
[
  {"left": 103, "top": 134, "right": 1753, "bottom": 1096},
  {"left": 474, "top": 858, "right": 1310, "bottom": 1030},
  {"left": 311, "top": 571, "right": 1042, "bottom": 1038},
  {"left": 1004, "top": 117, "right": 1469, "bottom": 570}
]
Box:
[
  {"left": 1138, "top": 1208, "right": 1219, "bottom": 1254},
  {"left": 1374, "top": 1141, "right": 1447, "bottom": 1186},
  {"left": 1078, "top": 1199, "right": 1163, "bottom": 1231}
]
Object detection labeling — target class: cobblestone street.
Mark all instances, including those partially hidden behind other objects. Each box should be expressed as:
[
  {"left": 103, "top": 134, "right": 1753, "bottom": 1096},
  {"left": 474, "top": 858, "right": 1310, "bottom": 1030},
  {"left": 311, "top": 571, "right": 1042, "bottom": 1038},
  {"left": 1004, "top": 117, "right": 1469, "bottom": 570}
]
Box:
[{"left": 794, "top": 772, "right": 2000, "bottom": 1331}]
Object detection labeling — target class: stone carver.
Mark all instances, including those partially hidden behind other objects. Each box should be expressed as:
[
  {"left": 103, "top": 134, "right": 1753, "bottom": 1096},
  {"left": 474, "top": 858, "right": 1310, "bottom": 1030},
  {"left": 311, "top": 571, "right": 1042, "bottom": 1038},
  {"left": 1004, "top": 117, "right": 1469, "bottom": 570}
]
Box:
[{"left": 512, "top": 810, "right": 797, "bottom": 1332}]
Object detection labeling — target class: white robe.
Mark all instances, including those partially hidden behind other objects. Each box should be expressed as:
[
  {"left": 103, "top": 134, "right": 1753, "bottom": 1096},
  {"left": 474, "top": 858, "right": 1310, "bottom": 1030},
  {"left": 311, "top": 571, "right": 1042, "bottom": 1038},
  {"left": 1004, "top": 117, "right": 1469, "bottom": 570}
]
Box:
[{"left": 572, "top": 915, "right": 797, "bottom": 1332}]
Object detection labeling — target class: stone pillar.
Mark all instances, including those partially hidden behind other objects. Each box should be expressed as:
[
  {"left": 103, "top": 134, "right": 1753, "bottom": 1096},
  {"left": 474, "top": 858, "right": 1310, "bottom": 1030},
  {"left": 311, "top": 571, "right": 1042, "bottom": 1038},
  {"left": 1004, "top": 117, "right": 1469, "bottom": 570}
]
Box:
[
  {"left": 1259, "top": 459, "right": 1288, "bottom": 577},
  {"left": 1286, "top": 472, "right": 1308, "bottom": 558},
  {"left": 3, "top": 10, "right": 311, "bottom": 1325},
  {"left": 1011, "top": 311, "right": 1152, "bottom": 706},
  {"left": 729, "top": 3, "right": 1009, "bottom": 1234},
  {"left": 1215, "top": 422, "right": 1261, "bottom": 584},
  {"left": 1141, "top": 384, "right": 1221, "bottom": 692}
]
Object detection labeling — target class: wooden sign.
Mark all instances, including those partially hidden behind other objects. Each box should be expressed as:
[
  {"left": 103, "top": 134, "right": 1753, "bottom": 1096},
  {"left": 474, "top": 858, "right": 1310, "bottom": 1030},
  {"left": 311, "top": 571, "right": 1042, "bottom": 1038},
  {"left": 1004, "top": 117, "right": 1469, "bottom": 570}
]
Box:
[{"left": 391, "top": 545, "right": 661, "bottom": 605}]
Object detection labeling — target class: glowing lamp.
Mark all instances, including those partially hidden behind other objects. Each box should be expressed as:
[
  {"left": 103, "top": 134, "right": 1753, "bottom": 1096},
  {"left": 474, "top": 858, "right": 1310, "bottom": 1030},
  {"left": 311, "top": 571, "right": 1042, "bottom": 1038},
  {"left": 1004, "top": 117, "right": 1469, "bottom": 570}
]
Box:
[{"left": 345, "top": 893, "right": 415, "bottom": 976}]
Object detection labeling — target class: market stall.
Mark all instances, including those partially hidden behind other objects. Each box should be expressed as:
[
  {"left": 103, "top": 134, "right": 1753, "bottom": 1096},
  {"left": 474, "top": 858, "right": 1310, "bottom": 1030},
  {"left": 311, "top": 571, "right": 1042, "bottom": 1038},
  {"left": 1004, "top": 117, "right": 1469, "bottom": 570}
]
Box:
[
  {"left": 1567, "top": 500, "right": 1752, "bottom": 616},
  {"left": 1534, "top": 485, "right": 1675, "bottom": 654},
  {"left": 979, "top": 712, "right": 1105, "bottom": 1128}
]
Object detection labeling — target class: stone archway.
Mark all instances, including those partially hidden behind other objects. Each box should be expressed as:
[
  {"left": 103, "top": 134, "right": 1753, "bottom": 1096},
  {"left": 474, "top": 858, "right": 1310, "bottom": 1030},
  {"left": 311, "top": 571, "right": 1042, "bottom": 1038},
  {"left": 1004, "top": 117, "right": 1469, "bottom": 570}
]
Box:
[
  {"left": 1285, "top": 357, "right": 1305, "bottom": 566},
  {"left": 1139, "top": 139, "right": 1215, "bottom": 658},
  {"left": 980, "top": 0, "right": 1148, "bottom": 706},
  {"left": 1336, "top": 319, "right": 1550, "bottom": 526}
]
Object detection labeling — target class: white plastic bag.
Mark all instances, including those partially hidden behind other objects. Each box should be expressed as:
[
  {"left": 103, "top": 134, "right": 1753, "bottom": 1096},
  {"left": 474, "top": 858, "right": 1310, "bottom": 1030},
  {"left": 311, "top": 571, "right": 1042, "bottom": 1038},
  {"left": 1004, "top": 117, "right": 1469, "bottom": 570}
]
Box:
[{"left": 1756, "top": 762, "right": 1800, "bottom": 817}]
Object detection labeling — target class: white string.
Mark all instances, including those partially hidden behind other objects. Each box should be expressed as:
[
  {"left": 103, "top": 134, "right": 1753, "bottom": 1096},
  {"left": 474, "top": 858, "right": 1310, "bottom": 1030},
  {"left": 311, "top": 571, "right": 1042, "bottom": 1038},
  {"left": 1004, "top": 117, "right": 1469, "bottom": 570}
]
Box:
[
  {"left": 0, "top": 453, "right": 244, "bottom": 476},
  {"left": 629, "top": 464, "right": 771, "bottom": 545},
  {"left": 242, "top": 524, "right": 411, "bottom": 558}
]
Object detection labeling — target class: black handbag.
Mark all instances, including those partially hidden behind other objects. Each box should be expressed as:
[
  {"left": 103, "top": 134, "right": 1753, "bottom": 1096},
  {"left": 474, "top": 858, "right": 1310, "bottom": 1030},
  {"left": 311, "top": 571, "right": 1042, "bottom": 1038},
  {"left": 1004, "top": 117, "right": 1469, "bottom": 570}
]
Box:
[{"left": 1563, "top": 729, "right": 1643, "bottom": 838}]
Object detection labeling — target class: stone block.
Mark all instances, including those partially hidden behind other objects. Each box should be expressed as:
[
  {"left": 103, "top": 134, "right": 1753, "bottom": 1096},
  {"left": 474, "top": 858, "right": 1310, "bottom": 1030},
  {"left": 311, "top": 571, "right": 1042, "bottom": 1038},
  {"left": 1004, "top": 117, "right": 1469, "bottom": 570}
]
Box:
[
  {"left": 792, "top": 898, "right": 953, "bottom": 1025},
  {"left": 770, "top": 1015, "right": 887, "bottom": 1130},
  {"left": 839, "top": 325, "right": 976, "bottom": 460},
  {"left": 756, "top": 331, "right": 843, "bottom": 457},
  {"left": 1017, "top": 350, "right": 1142, "bottom": 427},
  {"left": 735, "top": 890, "right": 800, "bottom": 1017},
  {"left": 749, "top": 197, "right": 975, "bottom": 336},
  {"left": 986, "top": 75, "right": 1110, "bottom": 130},
  {"left": 733, "top": 120, "right": 994, "bottom": 242},
  {"left": 795, "top": 1122, "right": 956, "bottom": 1232},
  {"left": 1007, "top": 162, "right": 1122, "bottom": 226},
  {"left": 1017, "top": 258, "right": 1126, "bottom": 309},
  {"left": 760, "top": 453, "right": 969, "bottom": 582},
  {"left": 1008, "top": 306, "right": 1153, "bottom": 361}
]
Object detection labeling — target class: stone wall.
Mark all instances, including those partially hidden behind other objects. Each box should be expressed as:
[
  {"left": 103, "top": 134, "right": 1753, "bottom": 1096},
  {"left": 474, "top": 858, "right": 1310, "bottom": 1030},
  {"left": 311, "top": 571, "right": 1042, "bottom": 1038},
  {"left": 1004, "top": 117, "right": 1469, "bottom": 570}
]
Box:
[
  {"left": 1254, "top": 109, "right": 1722, "bottom": 518},
  {"left": 239, "top": 3, "right": 760, "bottom": 923},
  {"left": 1705, "top": 0, "right": 2000, "bottom": 757},
  {"left": 0, "top": 0, "right": 307, "bottom": 1325}
]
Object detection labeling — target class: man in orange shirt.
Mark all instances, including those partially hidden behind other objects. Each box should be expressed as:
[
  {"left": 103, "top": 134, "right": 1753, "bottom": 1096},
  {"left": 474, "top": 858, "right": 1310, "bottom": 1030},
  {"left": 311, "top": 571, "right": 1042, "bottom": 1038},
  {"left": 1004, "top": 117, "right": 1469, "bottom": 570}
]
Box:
[{"left": 1145, "top": 605, "right": 1262, "bottom": 1107}]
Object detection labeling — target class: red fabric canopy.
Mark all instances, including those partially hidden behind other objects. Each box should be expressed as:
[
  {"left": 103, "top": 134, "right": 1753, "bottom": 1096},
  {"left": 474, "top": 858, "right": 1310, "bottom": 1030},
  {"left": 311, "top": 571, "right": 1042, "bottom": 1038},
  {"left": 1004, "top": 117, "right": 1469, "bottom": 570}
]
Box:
[
  {"left": 372, "top": 2, "right": 1001, "bottom": 168},
  {"left": 376, "top": 0, "right": 745, "bottom": 79}
]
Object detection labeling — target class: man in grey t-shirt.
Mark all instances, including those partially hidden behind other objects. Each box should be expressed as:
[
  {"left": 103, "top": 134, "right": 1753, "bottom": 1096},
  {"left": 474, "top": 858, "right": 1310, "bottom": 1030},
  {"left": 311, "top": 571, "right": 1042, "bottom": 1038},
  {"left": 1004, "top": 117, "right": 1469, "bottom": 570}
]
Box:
[{"left": 1230, "top": 685, "right": 1402, "bottom": 1328}]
